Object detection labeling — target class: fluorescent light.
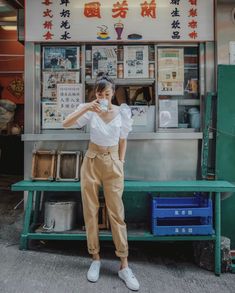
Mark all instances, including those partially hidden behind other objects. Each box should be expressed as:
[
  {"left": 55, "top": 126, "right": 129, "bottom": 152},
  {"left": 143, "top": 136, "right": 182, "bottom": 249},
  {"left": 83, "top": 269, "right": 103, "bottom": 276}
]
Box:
[
  {"left": 1, "top": 25, "right": 17, "bottom": 30},
  {"left": 2, "top": 16, "right": 17, "bottom": 21}
]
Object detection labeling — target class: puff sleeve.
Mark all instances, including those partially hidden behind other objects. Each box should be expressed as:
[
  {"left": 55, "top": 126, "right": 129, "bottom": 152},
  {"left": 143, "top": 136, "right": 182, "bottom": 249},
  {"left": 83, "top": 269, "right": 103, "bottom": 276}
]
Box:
[
  {"left": 76, "top": 103, "right": 92, "bottom": 128},
  {"left": 120, "top": 103, "right": 133, "bottom": 139}
]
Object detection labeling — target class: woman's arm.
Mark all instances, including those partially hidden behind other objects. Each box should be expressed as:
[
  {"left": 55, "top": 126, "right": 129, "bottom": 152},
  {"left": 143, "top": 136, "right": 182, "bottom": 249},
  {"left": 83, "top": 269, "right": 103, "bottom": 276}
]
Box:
[
  {"left": 62, "top": 104, "right": 90, "bottom": 127},
  {"left": 62, "top": 99, "right": 101, "bottom": 127},
  {"left": 119, "top": 138, "right": 127, "bottom": 162}
]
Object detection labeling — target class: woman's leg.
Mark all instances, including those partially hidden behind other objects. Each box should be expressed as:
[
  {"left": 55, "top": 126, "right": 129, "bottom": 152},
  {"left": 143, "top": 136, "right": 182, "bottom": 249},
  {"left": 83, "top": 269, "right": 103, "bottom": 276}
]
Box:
[
  {"left": 92, "top": 253, "right": 100, "bottom": 260},
  {"left": 81, "top": 155, "right": 103, "bottom": 283},
  {"left": 102, "top": 155, "right": 140, "bottom": 290},
  {"left": 102, "top": 157, "right": 128, "bottom": 260},
  {"left": 81, "top": 155, "right": 102, "bottom": 257}
]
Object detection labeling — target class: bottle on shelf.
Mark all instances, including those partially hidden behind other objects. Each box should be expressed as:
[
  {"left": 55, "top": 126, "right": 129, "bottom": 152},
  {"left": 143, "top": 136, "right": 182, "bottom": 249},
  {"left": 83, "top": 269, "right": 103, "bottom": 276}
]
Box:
[
  {"left": 117, "top": 47, "right": 124, "bottom": 61},
  {"left": 117, "top": 64, "right": 124, "bottom": 78},
  {"left": 86, "top": 50, "right": 92, "bottom": 62},
  {"left": 149, "top": 46, "right": 155, "bottom": 61},
  {"left": 85, "top": 67, "right": 92, "bottom": 80},
  {"left": 149, "top": 63, "right": 155, "bottom": 78}
]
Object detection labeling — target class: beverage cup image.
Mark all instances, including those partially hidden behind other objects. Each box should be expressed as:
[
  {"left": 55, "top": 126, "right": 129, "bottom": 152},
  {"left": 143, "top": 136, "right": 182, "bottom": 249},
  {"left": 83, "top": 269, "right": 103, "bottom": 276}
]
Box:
[
  {"left": 191, "top": 78, "right": 198, "bottom": 93},
  {"left": 99, "top": 99, "right": 109, "bottom": 112},
  {"left": 172, "top": 71, "right": 177, "bottom": 79},
  {"left": 114, "top": 22, "right": 124, "bottom": 40}
]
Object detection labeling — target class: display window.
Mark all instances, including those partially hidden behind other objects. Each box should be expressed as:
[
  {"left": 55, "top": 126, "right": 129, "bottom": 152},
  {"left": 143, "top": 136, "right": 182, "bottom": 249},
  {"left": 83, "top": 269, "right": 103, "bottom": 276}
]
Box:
[
  {"left": 39, "top": 44, "right": 200, "bottom": 132},
  {"left": 40, "top": 45, "right": 82, "bottom": 129},
  {"left": 157, "top": 46, "right": 200, "bottom": 131},
  {"left": 84, "top": 44, "right": 156, "bottom": 130}
]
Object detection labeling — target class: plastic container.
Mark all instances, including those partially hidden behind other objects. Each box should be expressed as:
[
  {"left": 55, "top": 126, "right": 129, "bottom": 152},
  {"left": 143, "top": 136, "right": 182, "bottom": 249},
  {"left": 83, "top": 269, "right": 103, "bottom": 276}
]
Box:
[
  {"left": 151, "top": 195, "right": 213, "bottom": 236},
  {"left": 43, "top": 201, "right": 77, "bottom": 232},
  {"left": 152, "top": 219, "right": 213, "bottom": 236},
  {"left": 188, "top": 107, "right": 200, "bottom": 129},
  {"left": 152, "top": 196, "right": 212, "bottom": 218}
]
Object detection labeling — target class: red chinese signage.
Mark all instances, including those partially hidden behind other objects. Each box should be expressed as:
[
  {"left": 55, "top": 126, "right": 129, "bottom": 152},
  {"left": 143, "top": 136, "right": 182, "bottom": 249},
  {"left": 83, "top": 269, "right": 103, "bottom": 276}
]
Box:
[
  {"left": 188, "top": 0, "right": 198, "bottom": 39},
  {"left": 42, "top": 1, "right": 54, "bottom": 40},
  {"left": 84, "top": 2, "right": 101, "bottom": 18}
]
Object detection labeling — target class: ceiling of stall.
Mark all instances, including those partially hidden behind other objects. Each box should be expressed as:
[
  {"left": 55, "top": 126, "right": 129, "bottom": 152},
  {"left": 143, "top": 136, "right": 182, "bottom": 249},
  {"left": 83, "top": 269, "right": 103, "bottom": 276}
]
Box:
[
  {"left": 0, "top": 0, "right": 23, "bottom": 30},
  {"left": 218, "top": 0, "right": 235, "bottom": 3}
]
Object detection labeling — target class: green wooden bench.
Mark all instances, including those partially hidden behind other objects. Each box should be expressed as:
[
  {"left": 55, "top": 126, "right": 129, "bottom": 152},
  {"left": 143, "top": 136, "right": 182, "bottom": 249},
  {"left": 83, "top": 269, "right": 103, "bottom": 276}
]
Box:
[{"left": 11, "top": 180, "right": 235, "bottom": 276}]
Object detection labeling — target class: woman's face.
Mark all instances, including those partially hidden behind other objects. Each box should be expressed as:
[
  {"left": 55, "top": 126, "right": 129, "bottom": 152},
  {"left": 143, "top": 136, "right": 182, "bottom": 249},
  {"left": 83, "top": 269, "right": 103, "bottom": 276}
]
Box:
[{"left": 96, "top": 85, "right": 114, "bottom": 102}]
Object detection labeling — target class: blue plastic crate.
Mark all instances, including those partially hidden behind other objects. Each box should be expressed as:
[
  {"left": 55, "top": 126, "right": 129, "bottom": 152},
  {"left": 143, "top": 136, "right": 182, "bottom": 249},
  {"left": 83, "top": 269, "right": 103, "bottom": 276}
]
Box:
[
  {"left": 152, "top": 224, "right": 213, "bottom": 236},
  {"left": 152, "top": 217, "right": 213, "bottom": 236},
  {"left": 152, "top": 195, "right": 212, "bottom": 219}
]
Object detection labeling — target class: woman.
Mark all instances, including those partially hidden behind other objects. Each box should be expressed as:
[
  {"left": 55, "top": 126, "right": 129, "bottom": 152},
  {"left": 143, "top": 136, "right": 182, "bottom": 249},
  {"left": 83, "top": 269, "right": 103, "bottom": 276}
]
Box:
[{"left": 63, "top": 73, "right": 140, "bottom": 291}]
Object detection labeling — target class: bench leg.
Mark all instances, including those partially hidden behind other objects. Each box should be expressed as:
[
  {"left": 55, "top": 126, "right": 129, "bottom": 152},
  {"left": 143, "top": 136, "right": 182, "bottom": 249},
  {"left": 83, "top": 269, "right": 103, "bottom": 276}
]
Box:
[
  {"left": 20, "top": 191, "right": 34, "bottom": 250},
  {"left": 33, "top": 191, "right": 41, "bottom": 225},
  {"left": 215, "top": 192, "right": 221, "bottom": 276}
]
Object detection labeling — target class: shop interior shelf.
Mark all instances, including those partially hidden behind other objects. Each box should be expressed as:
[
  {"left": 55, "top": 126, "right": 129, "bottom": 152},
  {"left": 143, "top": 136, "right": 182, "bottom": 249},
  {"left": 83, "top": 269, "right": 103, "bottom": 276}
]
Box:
[
  {"left": 158, "top": 128, "right": 200, "bottom": 133},
  {"left": 85, "top": 78, "right": 155, "bottom": 85},
  {"left": 176, "top": 99, "right": 200, "bottom": 106}
]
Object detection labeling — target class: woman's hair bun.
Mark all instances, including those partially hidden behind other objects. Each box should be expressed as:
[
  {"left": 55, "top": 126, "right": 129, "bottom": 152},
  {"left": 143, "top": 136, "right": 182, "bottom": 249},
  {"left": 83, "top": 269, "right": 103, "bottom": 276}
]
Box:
[
  {"left": 96, "top": 71, "right": 106, "bottom": 79},
  {"left": 96, "top": 71, "right": 110, "bottom": 81},
  {"left": 94, "top": 71, "right": 115, "bottom": 92},
  {"left": 96, "top": 72, "right": 114, "bottom": 84}
]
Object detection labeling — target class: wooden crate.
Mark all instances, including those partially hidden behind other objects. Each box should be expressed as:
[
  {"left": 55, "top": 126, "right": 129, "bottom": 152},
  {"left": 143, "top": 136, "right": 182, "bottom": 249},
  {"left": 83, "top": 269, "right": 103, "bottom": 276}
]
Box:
[
  {"left": 31, "top": 150, "right": 56, "bottom": 181},
  {"left": 56, "top": 151, "right": 81, "bottom": 181}
]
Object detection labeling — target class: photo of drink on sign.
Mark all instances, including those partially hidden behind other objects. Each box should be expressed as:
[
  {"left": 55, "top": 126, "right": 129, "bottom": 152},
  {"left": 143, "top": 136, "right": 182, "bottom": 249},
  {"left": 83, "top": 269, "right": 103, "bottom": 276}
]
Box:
[
  {"left": 43, "top": 47, "right": 80, "bottom": 70},
  {"left": 92, "top": 46, "right": 117, "bottom": 79},
  {"left": 158, "top": 48, "right": 184, "bottom": 83},
  {"left": 158, "top": 81, "right": 184, "bottom": 96},
  {"left": 42, "top": 102, "right": 63, "bottom": 129},
  {"left": 124, "top": 46, "right": 149, "bottom": 78},
  {"left": 42, "top": 71, "right": 80, "bottom": 99}
]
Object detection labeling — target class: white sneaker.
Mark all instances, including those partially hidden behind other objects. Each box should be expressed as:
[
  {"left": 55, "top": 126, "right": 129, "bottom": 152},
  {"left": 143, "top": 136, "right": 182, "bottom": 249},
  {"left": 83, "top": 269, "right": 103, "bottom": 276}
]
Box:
[
  {"left": 118, "top": 267, "right": 140, "bottom": 291},
  {"left": 87, "top": 260, "right": 101, "bottom": 282}
]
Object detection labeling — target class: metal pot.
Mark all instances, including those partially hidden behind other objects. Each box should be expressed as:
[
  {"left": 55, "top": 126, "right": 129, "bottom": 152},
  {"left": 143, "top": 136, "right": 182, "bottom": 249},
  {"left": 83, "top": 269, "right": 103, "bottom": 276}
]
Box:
[{"left": 43, "top": 201, "right": 76, "bottom": 232}]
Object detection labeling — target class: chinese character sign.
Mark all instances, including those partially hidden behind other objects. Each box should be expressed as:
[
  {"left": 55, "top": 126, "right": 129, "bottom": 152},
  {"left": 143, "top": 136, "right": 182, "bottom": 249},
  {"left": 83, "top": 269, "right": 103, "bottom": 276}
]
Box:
[
  {"left": 26, "top": 0, "right": 214, "bottom": 42},
  {"left": 42, "top": 83, "right": 83, "bottom": 129},
  {"left": 170, "top": 0, "right": 182, "bottom": 40},
  {"left": 42, "top": 0, "right": 54, "bottom": 40},
  {"left": 57, "top": 84, "right": 83, "bottom": 112}
]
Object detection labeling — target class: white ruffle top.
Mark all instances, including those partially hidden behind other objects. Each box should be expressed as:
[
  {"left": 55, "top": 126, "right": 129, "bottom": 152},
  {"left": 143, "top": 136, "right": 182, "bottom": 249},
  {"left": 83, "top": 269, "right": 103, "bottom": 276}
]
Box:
[{"left": 76, "top": 103, "right": 133, "bottom": 146}]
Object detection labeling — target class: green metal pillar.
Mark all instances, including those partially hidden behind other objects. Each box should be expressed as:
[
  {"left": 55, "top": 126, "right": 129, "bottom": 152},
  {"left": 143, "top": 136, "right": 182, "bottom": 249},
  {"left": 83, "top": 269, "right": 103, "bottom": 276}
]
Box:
[
  {"left": 201, "top": 92, "right": 213, "bottom": 179},
  {"left": 20, "top": 191, "right": 34, "bottom": 250},
  {"left": 216, "top": 65, "right": 235, "bottom": 248}
]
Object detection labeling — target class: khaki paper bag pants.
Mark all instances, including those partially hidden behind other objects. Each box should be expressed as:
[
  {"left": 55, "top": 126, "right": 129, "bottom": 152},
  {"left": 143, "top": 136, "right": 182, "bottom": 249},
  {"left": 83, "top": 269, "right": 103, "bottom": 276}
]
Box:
[{"left": 81, "top": 142, "right": 128, "bottom": 258}]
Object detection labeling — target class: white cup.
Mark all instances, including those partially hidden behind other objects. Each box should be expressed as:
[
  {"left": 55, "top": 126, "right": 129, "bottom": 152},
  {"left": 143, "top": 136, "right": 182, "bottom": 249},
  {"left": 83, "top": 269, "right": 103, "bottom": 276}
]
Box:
[{"left": 99, "top": 99, "right": 109, "bottom": 112}]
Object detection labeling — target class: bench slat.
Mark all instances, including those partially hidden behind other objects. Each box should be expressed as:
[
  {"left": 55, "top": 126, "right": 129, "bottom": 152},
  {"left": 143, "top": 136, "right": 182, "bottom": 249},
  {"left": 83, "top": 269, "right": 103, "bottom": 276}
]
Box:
[{"left": 11, "top": 180, "right": 235, "bottom": 192}]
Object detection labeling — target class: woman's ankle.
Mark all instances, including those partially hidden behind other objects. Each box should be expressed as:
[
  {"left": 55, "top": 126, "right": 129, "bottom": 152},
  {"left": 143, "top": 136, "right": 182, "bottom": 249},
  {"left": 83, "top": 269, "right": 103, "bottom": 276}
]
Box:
[
  {"left": 120, "top": 257, "right": 128, "bottom": 269},
  {"left": 92, "top": 254, "right": 100, "bottom": 261},
  {"left": 120, "top": 264, "right": 128, "bottom": 270}
]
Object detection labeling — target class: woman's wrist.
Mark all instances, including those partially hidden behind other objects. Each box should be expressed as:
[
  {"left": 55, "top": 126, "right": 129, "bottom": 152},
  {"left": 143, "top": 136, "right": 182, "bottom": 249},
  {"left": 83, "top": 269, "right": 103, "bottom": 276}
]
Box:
[
  {"left": 120, "top": 159, "right": 125, "bottom": 163},
  {"left": 85, "top": 103, "right": 92, "bottom": 112}
]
